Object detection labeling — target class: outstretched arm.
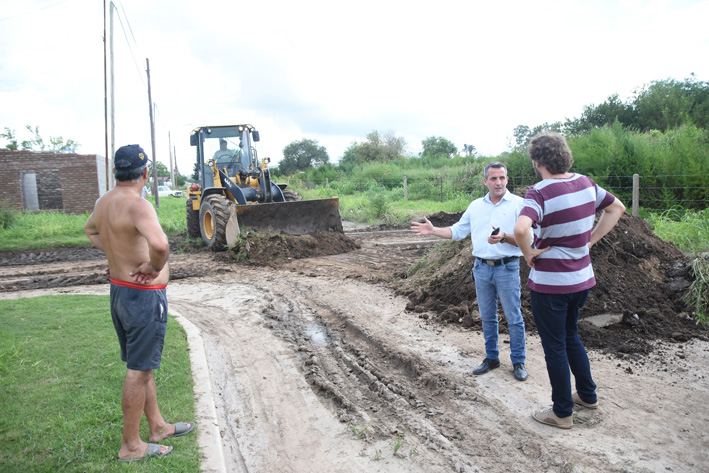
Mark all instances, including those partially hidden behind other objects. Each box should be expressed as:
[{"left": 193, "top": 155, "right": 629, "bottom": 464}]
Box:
[{"left": 411, "top": 217, "right": 453, "bottom": 239}]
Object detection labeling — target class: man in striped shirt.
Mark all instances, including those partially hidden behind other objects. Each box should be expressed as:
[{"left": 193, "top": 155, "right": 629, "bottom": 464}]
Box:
[{"left": 514, "top": 132, "right": 625, "bottom": 429}]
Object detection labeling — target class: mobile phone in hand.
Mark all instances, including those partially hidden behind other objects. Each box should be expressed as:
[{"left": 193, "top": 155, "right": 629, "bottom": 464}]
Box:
[{"left": 491, "top": 227, "right": 500, "bottom": 236}]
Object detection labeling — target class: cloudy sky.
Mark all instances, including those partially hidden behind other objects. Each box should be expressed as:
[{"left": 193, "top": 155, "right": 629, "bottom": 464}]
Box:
[{"left": 1, "top": 0, "right": 708, "bottom": 176}]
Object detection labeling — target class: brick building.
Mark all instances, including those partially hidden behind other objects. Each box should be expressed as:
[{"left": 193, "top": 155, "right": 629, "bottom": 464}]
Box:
[{"left": 0, "top": 149, "right": 108, "bottom": 214}]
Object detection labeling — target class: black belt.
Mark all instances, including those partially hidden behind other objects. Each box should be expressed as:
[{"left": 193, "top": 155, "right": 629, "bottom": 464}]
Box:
[{"left": 477, "top": 256, "right": 519, "bottom": 266}]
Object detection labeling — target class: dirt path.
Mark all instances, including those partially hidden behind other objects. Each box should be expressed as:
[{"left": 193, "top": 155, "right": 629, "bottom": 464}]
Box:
[{"left": 1, "top": 228, "right": 708, "bottom": 472}]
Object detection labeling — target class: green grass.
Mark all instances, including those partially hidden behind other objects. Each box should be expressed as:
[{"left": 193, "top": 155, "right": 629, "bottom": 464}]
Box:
[
  {"left": 643, "top": 207, "right": 709, "bottom": 253},
  {"left": 298, "top": 186, "right": 472, "bottom": 227},
  {"left": 683, "top": 257, "right": 709, "bottom": 326},
  {"left": 0, "top": 196, "right": 187, "bottom": 252},
  {"left": 0, "top": 295, "right": 198, "bottom": 472},
  {"left": 1, "top": 184, "right": 706, "bottom": 256}
]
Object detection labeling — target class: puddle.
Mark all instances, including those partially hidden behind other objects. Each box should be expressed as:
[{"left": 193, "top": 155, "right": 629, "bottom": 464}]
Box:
[{"left": 305, "top": 324, "right": 329, "bottom": 346}]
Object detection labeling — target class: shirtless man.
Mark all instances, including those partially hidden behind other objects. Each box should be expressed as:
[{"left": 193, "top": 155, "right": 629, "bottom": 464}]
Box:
[{"left": 84, "top": 144, "right": 194, "bottom": 462}]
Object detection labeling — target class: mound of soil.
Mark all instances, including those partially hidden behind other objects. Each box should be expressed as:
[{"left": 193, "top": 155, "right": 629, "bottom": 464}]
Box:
[
  {"left": 397, "top": 213, "right": 707, "bottom": 355},
  {"left": 229, "top": 230, "right": 361, "bottom": 265}
]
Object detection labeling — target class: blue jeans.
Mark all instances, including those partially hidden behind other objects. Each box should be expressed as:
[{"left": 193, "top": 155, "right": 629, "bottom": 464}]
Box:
[
  {"left": 472, "top": 258, "right": 526, "bottom": 364},
  {"left": 530, "top": 289, "right": 597, "bottom": 418}
]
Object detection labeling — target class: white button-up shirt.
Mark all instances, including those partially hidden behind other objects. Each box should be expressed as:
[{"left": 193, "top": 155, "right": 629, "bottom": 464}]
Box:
[{"left": 449, "top": 190, "right": 526, "bottom": 260}]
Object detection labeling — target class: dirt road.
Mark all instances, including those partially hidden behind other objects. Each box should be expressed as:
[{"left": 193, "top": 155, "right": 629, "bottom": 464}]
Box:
[{"left": 1, "top": 227, "right": 708, "bottom": 472}]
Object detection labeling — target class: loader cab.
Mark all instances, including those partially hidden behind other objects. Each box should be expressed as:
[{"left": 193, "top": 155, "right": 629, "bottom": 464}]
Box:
[
  {"left": 191, "top": 124, "right": 261, "bottom": 185},
  {"left": 206, "top": 133, "right": 252, "bottom": 176}
]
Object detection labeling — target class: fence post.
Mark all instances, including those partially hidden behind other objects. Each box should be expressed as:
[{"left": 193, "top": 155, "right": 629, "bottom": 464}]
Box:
[
  {"left": 440, "top": 175, "right": 444, "bottom": 203},
  {"left": 632, "top": 174, "right": 639, "bottom": 216},
  {"left": 325, "top": 178, "right": 329, "bottom": 188},
  {"left": 404, "top": 176, "right": 408, "bottom": 201}
]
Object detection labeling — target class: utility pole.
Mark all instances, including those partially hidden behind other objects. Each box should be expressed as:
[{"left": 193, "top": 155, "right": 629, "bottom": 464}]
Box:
[
  {"left": 169, "top": 131, "right": 174, "bottom": 188},
  {"left": 102, "top": 0, "right": 109, "bottom": 191},
  {"left": 109, "top": 1, "right": 115, "bottom": 183},
  {"left": 146, "top": 58, "right": 159, "bottom": 208}
]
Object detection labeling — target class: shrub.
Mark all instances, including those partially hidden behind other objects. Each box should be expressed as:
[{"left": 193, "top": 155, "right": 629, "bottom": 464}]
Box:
[{"left": 0, "top": 199, "right": 19, "bottom": 229}]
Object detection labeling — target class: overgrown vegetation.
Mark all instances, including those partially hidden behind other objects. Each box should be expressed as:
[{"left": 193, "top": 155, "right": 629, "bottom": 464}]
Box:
[
  {"left": 683, "top": 257, "right": 709, "bottom": 326},
  {"left": 0, "top": 199, "right": 20, "bottom": 229},
  {"left": 643, "top": 208, "right": 709, "bottom": 253}
]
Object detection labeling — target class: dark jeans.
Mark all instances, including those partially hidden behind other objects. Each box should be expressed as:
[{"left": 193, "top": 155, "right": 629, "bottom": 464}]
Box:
[{"left": 530, "top": 289, "right": 596, "bottom": 418}]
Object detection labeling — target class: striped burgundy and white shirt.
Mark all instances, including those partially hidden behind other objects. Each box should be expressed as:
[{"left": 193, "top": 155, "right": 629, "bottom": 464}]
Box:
[{"left": 519, "top": 173, "right": 616, "bottom": 294}]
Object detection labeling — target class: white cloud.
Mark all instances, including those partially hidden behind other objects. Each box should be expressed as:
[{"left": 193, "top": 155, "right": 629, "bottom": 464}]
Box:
[{"left": 1, "top": 0, "right": 707, "bottom": 176}]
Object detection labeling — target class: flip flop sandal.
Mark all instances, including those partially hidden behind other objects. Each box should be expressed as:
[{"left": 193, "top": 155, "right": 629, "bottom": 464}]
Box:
[
  {"left": 170, "top": 421, "right": 196, "bottom": 438},
  {"left": 118, "top": 443, "right": 173, "bottom": 462}
]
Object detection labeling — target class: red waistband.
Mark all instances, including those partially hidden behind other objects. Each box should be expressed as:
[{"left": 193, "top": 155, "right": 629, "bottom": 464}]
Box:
[{"left": 111, "top": 277, "right": 167, "bottom": 290}]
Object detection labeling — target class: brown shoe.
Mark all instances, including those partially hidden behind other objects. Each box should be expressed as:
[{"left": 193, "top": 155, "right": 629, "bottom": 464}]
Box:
[
  {"left": 572, "top": 392, "right": 599, "bottom": 409},
  {"left": 532, "top": 407, "right": 572, "bottom": 429}
]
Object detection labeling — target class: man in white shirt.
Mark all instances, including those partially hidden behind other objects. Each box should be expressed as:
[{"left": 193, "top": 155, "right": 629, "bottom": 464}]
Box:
[{"left": 411, "top": 162, "right": 529, "bottom": 381}]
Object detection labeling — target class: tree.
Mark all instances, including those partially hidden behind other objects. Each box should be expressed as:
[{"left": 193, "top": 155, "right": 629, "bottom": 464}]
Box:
[
  {"left": 462, "top": 144, "right": 477, "bottom": 157},
  {"left": 1, "top": 127, "right": 18, "bottom": 150},
  {"left": 634, "top": 76, "right": 709, "bottom": 131},
  {"left": 279, "top": 139, "right": 330, "bottom": 175},
  {"left": 563, "top": 76, "right": 709, "bottom": 135},
  {"left": 1, "top": 125, "right": 80, "bottom": 152},
  {"left": 340, "top": 130, "right": 406, "bottom": 167},
  {"left": 147, "top": 161, "right": 170, "bottom": 183},
  {"left": 512, "top": 122, "right": 563, "bottom": 150},
  {"left": 191, "top": 162, "right": 200, "bottom": 181},
  {"left": 512, "top": 125, "right": 531, "bottom": 149},
  {"left": 420, "top": 136, "right": 457, "bottom": 158},
  {"left": 564, "top": 94, "right": 636, "bottom": 136},
  {"left": 174, "top": 173, "right": 187, "bottom": 187}
]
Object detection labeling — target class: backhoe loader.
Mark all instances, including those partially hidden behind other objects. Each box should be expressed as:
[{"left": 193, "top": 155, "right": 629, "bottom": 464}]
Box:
[{"left": 186, "top": 124, "right": 343, "bottom": 251}]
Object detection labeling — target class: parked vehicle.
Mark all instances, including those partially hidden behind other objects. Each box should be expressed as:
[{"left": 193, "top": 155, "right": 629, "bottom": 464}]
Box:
[{"left": 150, "top": 185, "right": 183, "bottom": 198}]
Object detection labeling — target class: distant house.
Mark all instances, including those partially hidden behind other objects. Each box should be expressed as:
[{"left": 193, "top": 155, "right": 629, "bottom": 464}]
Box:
[{"left": 0, "top": 149, "right": 107, "bottom": 214}]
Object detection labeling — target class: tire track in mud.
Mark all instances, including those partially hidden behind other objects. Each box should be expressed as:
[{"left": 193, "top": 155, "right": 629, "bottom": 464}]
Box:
[
  {"left": 4, "top": 229, "right": 705, "bottom": 472},
  {"left": 168, "top": 279, "right": 431, "bottom": 473},
  {"left": 185, "top": 268, "right": 615, "bottom": 473},
  {"left": 0, "top": 260, "right": 110, "bottom": 292}
]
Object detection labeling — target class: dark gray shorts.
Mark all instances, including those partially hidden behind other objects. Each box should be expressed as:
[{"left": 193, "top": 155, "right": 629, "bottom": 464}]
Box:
[{"left": 110, "top": 280, "right": 168, "bottom": 371}]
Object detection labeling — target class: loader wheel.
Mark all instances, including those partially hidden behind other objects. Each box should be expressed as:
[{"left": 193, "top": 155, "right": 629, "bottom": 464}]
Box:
[
  {"left": 282, "top": 189, "right": 302, "bottom": 202},
  {"left": 186, "top": 199, "right": 200, "bottom": 238},
  {"left": 199, "top": 195, "right": 232, "bottom": 251}
]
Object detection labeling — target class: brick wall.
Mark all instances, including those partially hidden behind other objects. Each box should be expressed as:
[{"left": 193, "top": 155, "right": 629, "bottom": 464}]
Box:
[{"left": 0, "top": 149, "right": 103, "bottom": 214}]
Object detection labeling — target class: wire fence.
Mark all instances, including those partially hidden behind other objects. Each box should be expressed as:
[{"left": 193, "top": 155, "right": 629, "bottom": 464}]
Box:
[{"left": 285, "top": 174, "right": 709, "bottom": 213}]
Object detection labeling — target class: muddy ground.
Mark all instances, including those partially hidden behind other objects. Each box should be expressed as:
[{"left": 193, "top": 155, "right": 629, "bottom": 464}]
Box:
[{"left": 1, "top": 216, "right": 708, "bottom": 472}]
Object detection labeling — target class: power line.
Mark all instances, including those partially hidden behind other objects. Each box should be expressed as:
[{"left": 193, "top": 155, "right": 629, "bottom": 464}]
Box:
[
  {"left": 117, "top": 0, "right": 137, "bottom": 45},
  {"left": 0, "top": 0, "right": 74, "bottom": 22},
  {"left": 111, "top": 1, "right": 146, "bottom": 88}
]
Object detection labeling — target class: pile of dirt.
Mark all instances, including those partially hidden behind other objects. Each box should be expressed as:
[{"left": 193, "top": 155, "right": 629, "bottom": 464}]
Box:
[
  {"left": 397, "top": 212, "right": 707, "bottom": 355},
  {"left": 228, "top": 230, "right": 361, "bottom": 265}
]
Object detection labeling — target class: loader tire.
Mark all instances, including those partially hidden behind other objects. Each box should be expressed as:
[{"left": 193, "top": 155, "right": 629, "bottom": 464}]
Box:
[
  {"left": 186, "top": 199, "right": 201, "bottom": 238},
  {"left": 282, "top": 189, "right": 302, "bottom": 202},
  {"left": 199, "top": 195, "right": 232, "bottom": 251}
]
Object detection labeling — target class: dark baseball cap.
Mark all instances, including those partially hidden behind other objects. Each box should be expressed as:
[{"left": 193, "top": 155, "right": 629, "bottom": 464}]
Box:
[{"left": 115, "top": 144, "right": 148, "bottom": 169}]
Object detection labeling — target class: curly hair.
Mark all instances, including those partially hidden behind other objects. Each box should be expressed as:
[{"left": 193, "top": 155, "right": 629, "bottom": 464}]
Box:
[{"left": 527, "top": 132, "right": 574, "bottom": 175}]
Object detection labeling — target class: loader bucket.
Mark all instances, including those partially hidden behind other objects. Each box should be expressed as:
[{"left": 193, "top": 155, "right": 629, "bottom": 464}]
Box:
[{"left": 235, "top": 198, "right": 343, "bottom": 235}]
